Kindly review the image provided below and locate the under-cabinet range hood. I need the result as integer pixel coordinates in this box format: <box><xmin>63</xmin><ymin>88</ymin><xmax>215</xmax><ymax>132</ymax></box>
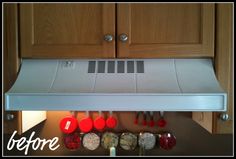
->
<box><xmin>5</xmin><ymin>59</ymin><xmax>227</xmax><ymax>111</ymax></box>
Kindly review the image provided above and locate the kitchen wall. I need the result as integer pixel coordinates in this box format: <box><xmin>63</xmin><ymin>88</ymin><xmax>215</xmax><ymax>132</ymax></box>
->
<box><xmin>3</xmin><ymin>111</ymin><xmax>233</xmax><ymax>156</ymax></box>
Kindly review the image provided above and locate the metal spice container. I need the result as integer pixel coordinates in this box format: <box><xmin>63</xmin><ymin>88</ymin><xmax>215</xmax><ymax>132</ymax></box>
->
<box><xmin>82</xmin><ymin>133</ymin><xmax>100</xmax><ymax>151</ymax></box>
<box><xmin>101</xmin><ymin>132</ymin><xmax>119</xmax><ymax>149</ymax></box>
<box><xmin>101</xmin><ymin>132</ymin><xmax>119</xmax><ymax>156</ymax></box>
<box><xmin>138</xmin><ymin>132</ymin><xmax>156</xmax><ymax>155</ymax></box>
<box><xmin>120</xmin><ymin>132</ymin><xmax>137</xmax><ymax>151</ymax></box>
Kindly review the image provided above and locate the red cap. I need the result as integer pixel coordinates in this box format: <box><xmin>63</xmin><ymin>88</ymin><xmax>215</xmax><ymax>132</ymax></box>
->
<box><xmin>106</xmin><ymin>116</ymin><xmax>117</xmax><ymax>129</ymax></box>
<box><xmin>59</xmin><ymin>116</ymin><xmax>78</xmax><ymax>134</ymax></box>
<box><xmin>63</xmin><ymin>133</ymin><xmax>81</xmax><ymax>150</ymax></box>
<box><xmin>157</xmin><ymin>118</ymin><xmax>167</xmax><ymax>127</ymax></box>
<box><xmin>94</xmin><ymin>116</ymin><xmax>106</xmax><ymax>131</ymax></box>
<box><xmin>159</xmin><ymin>133</ymin><xmax>176</xmax><ymax>150</ymax></box>
<box><xmin>78</xmin><ymin>117</ymin><xmax>93</xmax><ymax>133</ymax></box>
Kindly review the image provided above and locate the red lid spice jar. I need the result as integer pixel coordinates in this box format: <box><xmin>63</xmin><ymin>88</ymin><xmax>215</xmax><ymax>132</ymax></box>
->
<box><xmin>93</xmin><ymin>111</ymin><xmax>106</xmax><ymax>131</ymax></box>
<box><xmin>106</xmin><ymin>111</ymin><xmax>117</xmax><ymax>129</ymax></box>
<box><xmin>78</xmin><ymin>111</ymin><xmax>93</xmax><ymax>133</ymax></box>
<box><xmin>59</xmin><ymin>111</ymin><xmax>78</xmax><ymax>134</ymax></box>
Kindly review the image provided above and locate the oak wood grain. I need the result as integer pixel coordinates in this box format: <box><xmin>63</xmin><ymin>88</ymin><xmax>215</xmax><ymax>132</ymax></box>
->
<box><xmin>214</xmin><ymin>3</ymin><xmax>233</xmax><ymax>134</ymax></box>
<box><xmin>131</xmin><ymin>4</ymin><xmax>201</xmax><ymax>44</ymax></box>
<box><xmin>193</xmin><ymin>4</ymin><xmax>233</xmax><ymax>134</ymax></box>
<box><xmin>117</xmin><ymin>3</ymin><xmax>214</xmax><ymax>58</ymax></box>
<box><xmin>3</xmin><ymin>3</ymin><xmax>21</xmax><ymax>134</ymax></box>
<box><xmin>20</xmin><ymin>4</ymin><xmax>115</xmax><ymax>58</ymax></box>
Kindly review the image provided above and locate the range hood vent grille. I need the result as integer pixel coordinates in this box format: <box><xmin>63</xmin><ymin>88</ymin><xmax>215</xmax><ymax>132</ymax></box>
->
<box><xmin>88</xmin><ymin>60</ymin><xmax>145</xmax><ymax>74</ymax></box>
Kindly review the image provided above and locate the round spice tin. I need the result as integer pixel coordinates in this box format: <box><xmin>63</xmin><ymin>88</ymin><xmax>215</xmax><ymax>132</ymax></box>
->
<box><xmin>120</xmin><ymin>132</ymin><xmax>137</xmax><ymax>151</ymax></box>
<box><xmin>138</xmin><ymin>132</ymin><xmax>156</xmax><ymax>150</ymax></box>
<box><xmin>82</xmin><ymin>132</ymin><xmax>100</xmax><ymax>151</ymax></box>
<box><xmin>63</xmin><ymin>132</ymin><xmax>81</xmax><ymax>150</ymax></box>
<box><xmin>101</xmin><ymin>132</ymin><xmax>119</xmax><ymax>150</ymax></box>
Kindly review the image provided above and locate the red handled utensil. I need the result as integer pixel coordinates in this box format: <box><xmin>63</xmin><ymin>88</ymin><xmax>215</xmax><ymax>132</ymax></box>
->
<box><xmin>157</xmin><ymin>111</ymin><xmax>167</xmax><ymax>127</ymax></box>
<box><xmin>78</xmin><ymin>111</ymin><xmax>93</xmax><ymax>133</ymax></box>
<box><xmin>106</xmin><ymin>111</ymin><xmax>117</xmax><ymax>129</ymax></box>
<box><xmin>94</xmin><ymin>111</ymin><xmax>106</xmax><ymax>131</ymax></box>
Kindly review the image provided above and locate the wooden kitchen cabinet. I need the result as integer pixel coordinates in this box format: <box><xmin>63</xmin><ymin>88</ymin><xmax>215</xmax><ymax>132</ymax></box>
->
<box><xmin>4</xmin><ymin>4</ymin><xmax>46</xmax><ymax>135</ymax></box>
<box><xmin>214</xmin><ymin>4</ymin><xmax>233</xmax><ymax>134</ymax></box>
<box><xmin>117</xmin><ymin>4</ymin><xmax>215</xmax><ymax>58</ymax></box>
<box><xmin>20</xmin><ymin>4</ymin><xmax>115</xmax><ymax>58</ymax></box>
<box><xmin>20</xmin><ymin>3</ymin><xmax>214</xmax><ymax>58</ymax></box>
<box><xmin>192</xmin><ymin>4</ymin><xmax>233</xmax><ymax>134</ymax></box>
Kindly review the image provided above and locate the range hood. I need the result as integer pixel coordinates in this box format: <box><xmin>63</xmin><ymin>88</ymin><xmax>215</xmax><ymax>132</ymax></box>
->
<box><xmin>5</xmin><ymin>59</ymin><xmax>226</xmax><ymax>111</ymax></box>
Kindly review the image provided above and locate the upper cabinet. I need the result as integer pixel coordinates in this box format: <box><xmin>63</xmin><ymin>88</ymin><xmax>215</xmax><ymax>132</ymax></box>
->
<box><xmin>20</xmin><ymin>4</ymin><xmax>115</xmax><ymax>58</ymax></box>
<box><xmin>19</xmin><ymin>3</ymin><xmax>215</xmax><ymax>58</ymax></box>
<box><xmin>117</xmin><ymin>4</ymin><xmax>215</xmax><ymax>58</ymax></box>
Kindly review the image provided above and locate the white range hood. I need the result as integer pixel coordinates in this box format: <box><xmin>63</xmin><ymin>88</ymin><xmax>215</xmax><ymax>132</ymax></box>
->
<box><xmin>5</xmin><ymin>59</ymin><xmax>227</xmax><ymax>111</ymax></box>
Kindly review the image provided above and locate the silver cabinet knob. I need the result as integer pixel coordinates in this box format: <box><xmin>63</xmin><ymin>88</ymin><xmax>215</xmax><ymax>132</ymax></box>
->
<box><xmin>104</xmin><ymin>34</ymin><xmax>113</xmax><ymax>42</ymax></box>
<box><xmin>6</xmin><ymin>113</ymin><xmax>15</xmax><ymax>121</ymax></box>
<box><xmin>220</xmin><ymin>113</ymin><xmax>229</xmax><ymax>121</ymax></box>
<box><xmin>119</xmin><ymin>34</ymin><xmax>128</xmax><ymax>42</ymax></box>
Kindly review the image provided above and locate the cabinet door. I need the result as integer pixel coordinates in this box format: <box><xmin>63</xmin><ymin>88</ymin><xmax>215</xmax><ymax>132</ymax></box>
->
<box><xmin>193</xmin><ymin>4</ymin><xmax>233</xmax><ymax>134</ymax></box>
<box><xmin>4</xmin><ymin>3</ymin><xmax>20</xmax><ymax>134</ymax></box>
<box><xmin>20</xmin><ymin>4</ymin><xmax>115</xmax><ymax>58</ymax></box>
<box><xmin>4</xmin><ymin>4</ymin><xmax>46</xmax><ymax>135</ymax></box>
<box><xmin>214</xmin><ymin>3</ymin><xmax>233</xmax><ymax>134</ymax></box>
<box><xmin>117</xmin><ymin>4</ymin><xmax>214</xmax><ymax>58</ymax></box>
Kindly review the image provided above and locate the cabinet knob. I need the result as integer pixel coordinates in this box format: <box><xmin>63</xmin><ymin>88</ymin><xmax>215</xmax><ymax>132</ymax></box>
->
<box><xmin>119</xmin><ymin>34</ymin><xmax>128</xmax><ymax>42</ymax></box>
<box><xmin>104</xmin><ymin>34</ymin><xmax>113</xmax><ymax>42</ymax></box>
<box><xmin>220</xmin><ymin>113</ymin><xmax>229</xmax><ymax>121</ymax></box>
<box><xmin>6</xmin><ymin>113</ymin><xmax>15</xmax><ymax>121</ymax></box>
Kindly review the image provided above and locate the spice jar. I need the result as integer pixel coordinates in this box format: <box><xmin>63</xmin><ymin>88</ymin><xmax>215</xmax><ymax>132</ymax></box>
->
<box><xmin>101</xmin><ymin>132</ymin><xmax>119</xmax><ymax>156</ymax></box>
<box><xmin>82</xmin><ymin>132</ymin><xmax>100</xmax><ymax>151</ymax></box>
<box><xmin>63</xmin><ymin>132</ymin><xmax>81</xmax><ymax>150</ymax></box>
<box><xmin>138</xmin><ymin>132</ymin><xmax>156</xmax><ymax>155</ymax></box>
<box><xmin>120</xmin><ymin>132</ymin><xmax>137</xmax><ymax>151</ymax></box>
